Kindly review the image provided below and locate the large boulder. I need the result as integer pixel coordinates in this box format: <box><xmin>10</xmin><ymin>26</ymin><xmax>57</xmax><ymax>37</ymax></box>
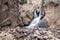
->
<box><xmin>19</xmin><ymin>4</ymin><xmax>34</xmax><ymax>26</ymax></box>
<box><xmin>44</xmin><ymin>1</ymin><xmax>60</xmax><ymax>29</ymax></box>
<box><xmin>0</xmin><ymin>0</ymin><xmax>23</xmax><ymax>27</ymax></box>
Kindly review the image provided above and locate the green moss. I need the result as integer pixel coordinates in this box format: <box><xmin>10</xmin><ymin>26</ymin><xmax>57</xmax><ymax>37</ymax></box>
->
<box><xmin>19</xmin><ymin>0</ymin><xmax>27</xmax><ymax>5</ymax></box>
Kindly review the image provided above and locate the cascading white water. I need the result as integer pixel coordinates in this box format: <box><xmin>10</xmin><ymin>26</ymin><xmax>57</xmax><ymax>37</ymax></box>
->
<box><xmin>24</xmin><ymin>9</ymin><xmax>43</xmax><ymax>29</ymax></box>
<box><xmin>23</xmin><ymin>0</ymin><xmax>47</xmax><ymax>29</ymax></box>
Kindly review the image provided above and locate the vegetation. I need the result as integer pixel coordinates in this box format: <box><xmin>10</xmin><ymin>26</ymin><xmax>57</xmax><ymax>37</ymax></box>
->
<box><xmin>19</xmin><ymin>0</ymin><xmax>27</xmax><ymax>5</ymax></box>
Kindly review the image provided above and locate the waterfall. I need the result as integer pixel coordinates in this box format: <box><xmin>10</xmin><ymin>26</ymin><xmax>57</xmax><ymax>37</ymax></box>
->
<box><xmin>23</xmin><ymin>0</ymin><xmax>47</xmax><ymax>29</ymax></box>
<box><xmin>24</xmin><ymin>9</ymin><xmax>44</xmax><ymax>29</ymax></box>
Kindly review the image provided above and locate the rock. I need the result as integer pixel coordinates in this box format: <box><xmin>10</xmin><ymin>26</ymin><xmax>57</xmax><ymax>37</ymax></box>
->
<box><xmin>44</xmin><ymin>0</ymin><xmax>60</xmax><ymax>6</ymax></box>
<box><xmin>0</xmin><ymin>0</ymin><xmax>20</xmax><ymax>27</ymax></box>
<box><xmin>0</xmin><ymin>27</ymin><xmax>60</xmax><ymax>40</ymax></box>
<box><xmin>0</xmin><ymin>32</ymin><xmax>14</xmax><ymax>40</ymax></box>
<box><xmin>44</xmin><ymin>1</ymin><xmax>60</xmax><ymax>29</ymax></box>
<box><xmin>19</xmin><ymin>4</ymin><xmax>34</xmax><ymax>26</ymax></box>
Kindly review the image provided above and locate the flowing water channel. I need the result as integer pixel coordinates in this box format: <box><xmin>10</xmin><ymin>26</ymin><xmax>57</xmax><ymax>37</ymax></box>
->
<box><xmin>24</xmin><ymin>9</ymin><xmax>45</xmax><ymax>29</ymax></box>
